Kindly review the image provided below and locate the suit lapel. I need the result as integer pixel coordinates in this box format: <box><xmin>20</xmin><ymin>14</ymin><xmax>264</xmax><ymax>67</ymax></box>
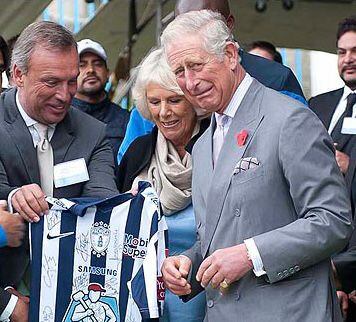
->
<box><xmin>318</xmin><ymin>88</ymin><xmax>343</xmax><ymax>129</ymax></box>
<box><xmin>196</xmin><ymin>118</ymin><xmax>214</xmax><ymax>206</ymax></box>
<box><xmin>202</xmin><ymin>80</ymin><xmax>265</xmax><ymax>257</ymax></box>
<box><xmin>3</xmin><ymin>89</ymin><xmax>39</xmax><ymax>183</ymax></box>
<box><xmin>51</xmin><ymin>111</ymin><xmax>75</xmax><ymax>164</ymax></box>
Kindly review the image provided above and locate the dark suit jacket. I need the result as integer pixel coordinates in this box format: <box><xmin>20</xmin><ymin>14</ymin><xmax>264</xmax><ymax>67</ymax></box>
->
<box><xmin>0</xmin><ymin>88</ymin><xmax>118</xmax><ymax>313</ymax></box>
<box><xmin>239</xmin><ymin>49</ymin><xmax>306</xmax><ymax>103</ymax></box>
<box><xmin>309</xmin><ymin>88</ymin><xmax>356</xmax><ymax>210</ymax></box>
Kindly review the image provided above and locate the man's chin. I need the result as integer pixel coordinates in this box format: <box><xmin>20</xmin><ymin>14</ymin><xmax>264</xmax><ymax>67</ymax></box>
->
<box><xmin>343</xmin><ymin>77</ymin><xmax>356</xmax><ymax>90</ymax></box>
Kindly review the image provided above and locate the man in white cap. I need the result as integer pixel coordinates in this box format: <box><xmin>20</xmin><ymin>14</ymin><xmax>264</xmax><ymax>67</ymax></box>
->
<box><xmin>72</xmin><ymin>39</ymin><xmax>129</xmax><ymax>158</ymax></box>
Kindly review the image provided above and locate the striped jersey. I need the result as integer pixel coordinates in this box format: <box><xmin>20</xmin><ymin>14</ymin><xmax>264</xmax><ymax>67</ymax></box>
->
<box><xmin>30</xmin><ymin>182</ymin><xmax>167</xmax><ymax>322</ymax></box>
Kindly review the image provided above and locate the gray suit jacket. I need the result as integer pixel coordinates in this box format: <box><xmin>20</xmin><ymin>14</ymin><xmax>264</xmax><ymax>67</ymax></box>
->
<box><xmin>185</xmin><ymin>80</ymin><xmax>352</xmax><ymax>322</ymax></box>
<box><xmin>0</xmin><ymin>88</ymin><xmax>118</xmax><ymax>313</ymax></box>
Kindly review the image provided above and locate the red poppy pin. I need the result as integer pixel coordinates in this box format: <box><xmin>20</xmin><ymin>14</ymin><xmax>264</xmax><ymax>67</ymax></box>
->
<box><xmin>237</xmin><ymin>130</ymin><xmax>248</xmax><ymax>147</ymax></box>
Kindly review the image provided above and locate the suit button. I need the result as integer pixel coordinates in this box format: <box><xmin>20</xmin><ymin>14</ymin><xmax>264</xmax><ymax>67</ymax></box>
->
<box><xmin>289</xmin><ymin>267</ymin><xmax>295</xmax><ymax>274</ymax></box>
<box><xmin>207</xmin><ymin>299</ymin><xmax>214</xmax><ymax>308</ymax></box>
<box><xmin>294</xmin><ymin>265</ymin><xmax>300</xmax><ymax>272</ymax></box>
<box><xmin>283</xmin><ymin>269</ymin><xmax>288</xmax><ymax>277</ymax></box>
<box><xmin>235</xmin><ymin>208</ymin><xmax>240</xmax><ymax>217</ymax></box>
<box><xmin>277</xmin><ymin>272</ymin><xmax>282</xmax><ymax>279</ymax></box>
<box><xmin>235</xmin><ymin>291</ymin><xmax>240</xmax><ymax>301</ymax></box>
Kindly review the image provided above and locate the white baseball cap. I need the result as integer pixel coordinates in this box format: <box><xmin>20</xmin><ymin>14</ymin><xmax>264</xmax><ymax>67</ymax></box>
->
<box><xmin>77</xmin><ymin>39</ymin><xmax>107</xmax><ymax>62</ymax></box>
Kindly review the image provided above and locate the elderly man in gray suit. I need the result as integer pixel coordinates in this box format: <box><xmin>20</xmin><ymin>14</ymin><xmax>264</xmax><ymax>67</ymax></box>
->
<box><xmin>0</xmin><ymin>21</ymin><xmax>118</xmax><ymax>321</ymax></box>
<box><xmin>160</xmin><ymin>10</ymin><xmax>353</xmax><ymax>322</ymax></box>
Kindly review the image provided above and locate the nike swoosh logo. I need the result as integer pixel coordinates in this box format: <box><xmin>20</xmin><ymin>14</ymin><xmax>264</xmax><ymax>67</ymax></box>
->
<box><xmin>47</xmin><ymin>232</ymin><xmax>74</xmax><ymax>240</ymax></box>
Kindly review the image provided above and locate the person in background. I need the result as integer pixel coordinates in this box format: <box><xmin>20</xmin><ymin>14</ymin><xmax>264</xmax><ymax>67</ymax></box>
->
<box><xmin>309</xmin><ymin>16</ymin><xmax>356</xmax><ymax>321</ymax></box>
<box><xmin>117</xmin><ymin>48</ymin><xmax>207</xmax><ymax>322</ymax></box>
<box><xmin>0</xmin><ymin>200</ymin><xmax>25</xmax><ymax>322</ymax></box>
<box><xmin>117</xmin><ymin>0</ymin><xmax>306</xmax><ymax>165</ymax></box>
<box><xmin>247</xmin><ymin>40</ymin><xmax>283</xmax><ymax>64</ymax></box>
<box><xmin>0</xmin><ymin>36</ymin><xmax>9</xmax><ymax>92</ymax></box>
<box><xmin>72</xmin><ymin>39</ymin><xmax>129</xmax><ymax>159</ymax></box>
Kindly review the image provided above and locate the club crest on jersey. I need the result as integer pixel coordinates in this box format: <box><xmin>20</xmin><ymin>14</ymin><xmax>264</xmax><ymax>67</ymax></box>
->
<box><xmin>90</xmin><ymin>222</ymin><xmax>110</xmax><ymax>257</ymax></box>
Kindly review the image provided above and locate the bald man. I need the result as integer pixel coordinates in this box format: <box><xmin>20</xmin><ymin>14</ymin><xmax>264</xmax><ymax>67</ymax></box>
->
<box><xmin>175</xmin><ymin>0</ymin><xmax>305</xmax><ymax>103</ymax></box>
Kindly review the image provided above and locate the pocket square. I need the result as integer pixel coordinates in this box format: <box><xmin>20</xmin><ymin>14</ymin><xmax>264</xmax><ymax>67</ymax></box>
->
<box><xmin>233</xmin><ymin>157</ymin><xmax>260</xmax><ymax>175</ymax></box>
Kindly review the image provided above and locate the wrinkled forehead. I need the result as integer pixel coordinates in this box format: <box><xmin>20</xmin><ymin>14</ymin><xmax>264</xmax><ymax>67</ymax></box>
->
<box><xmin>165</xmin><ymin>36</ymin><xmax>207</xmax><ymax>66</ymax></box>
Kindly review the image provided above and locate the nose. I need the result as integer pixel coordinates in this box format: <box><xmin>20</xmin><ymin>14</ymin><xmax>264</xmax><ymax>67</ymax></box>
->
<box><xmin>344</xmin><ymin>50</ymin><xmax>355</xmax><ymax>63</ymax></box>
<box><xmin>159</xmin><ymin>100</ymin><xmax>171</xmax><ymax>118</ymax></box>
<box><xmin>56</xmin><ymin>83</ymin><xmax>72</xmax><ymax>103</ymax></box>
<box><xmin>185</xmin><ymin>69</ymin><xmax>199</xmax><ymax>92</ymax></box>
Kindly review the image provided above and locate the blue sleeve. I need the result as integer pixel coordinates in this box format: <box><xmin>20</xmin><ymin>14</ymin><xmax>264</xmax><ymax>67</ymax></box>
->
<box><xmin>0</xmin><ymin>225</ymin><xmax>7</xmax><ymax>247</ymax></box>
<box><xmin>280</xmin><ymin>90</ymin><xmax>308</xmax><ymax>106</ymax></box>
<box><xmin>117</xmin><ymin>108</ymin><xmax>154</xmax><ymax>164</ymax></box>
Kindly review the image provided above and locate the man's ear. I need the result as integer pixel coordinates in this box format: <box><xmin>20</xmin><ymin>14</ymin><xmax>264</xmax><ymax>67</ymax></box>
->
<box><xmin>225</xmin><ymin>42</ymin><xmax>238</xmax><ymax>70</ymax></box>
<box><xmin>12</xmin><ymin>64</ymin><xmax>25</xmax><ymax>88</ymax></box>
<box><xmin>226</xmin><ymin>14</ymin><xmax>235</xmax><ymax>32</ymax></box>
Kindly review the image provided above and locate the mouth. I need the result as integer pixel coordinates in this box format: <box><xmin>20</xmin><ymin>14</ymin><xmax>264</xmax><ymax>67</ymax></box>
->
<box><xmin>84</xmin><ymin>76</ymin><xmax>99</xmax><ymax>83</ymax></box>
<box><xmin>161</xmin><ymin>120</ymin><xmax>180</xmax><ymax>128</ymax></box>
<box><xmin>195</xmin><ymin>86</ymin><xmax>213</xmax><ymax>100</ymax></box>
<box><xmin>342</xmin><ymin>65</ymin><xmax>356</xmax><ymax>73</ymax></box>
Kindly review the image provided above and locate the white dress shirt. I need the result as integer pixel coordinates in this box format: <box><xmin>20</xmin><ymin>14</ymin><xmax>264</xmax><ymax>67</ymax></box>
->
<box><xmin>328</xmin><ymin>86</ymin><xmax>356</xmax><ymax>134</ymax></box>
<box><xmin>211</xmin><ymin>73</ymin><xmax>266</xmax><ymax>277</ymax></box>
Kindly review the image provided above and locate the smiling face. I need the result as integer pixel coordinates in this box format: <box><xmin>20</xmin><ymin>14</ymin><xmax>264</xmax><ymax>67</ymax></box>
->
<box><xmin>337</xmin><ymin>31</ymin><xmax>356</xmax><ymax>90</ymax></box>
<box><xmin>166</xmin><ymin>35</ymin><xmax>240</xmax><ymax>114</ymax></box>
<box><xmin>146</xmin><ymin>83</ymin><xmax>197</xmax><ymax>147</ymax></box>
<box><xmin>13</xmin><ymin>45</ymin><xmax>79</xmax><ymax>124</ymax></box>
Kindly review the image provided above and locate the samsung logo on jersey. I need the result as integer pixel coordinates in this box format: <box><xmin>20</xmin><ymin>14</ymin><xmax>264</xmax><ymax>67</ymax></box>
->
<box><xmin>78</xmin><ymin>265</ymin><xmax>117</xmax><ymax>276</ymax></box>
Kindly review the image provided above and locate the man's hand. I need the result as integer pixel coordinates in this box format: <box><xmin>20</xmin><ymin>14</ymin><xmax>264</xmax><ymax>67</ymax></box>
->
<box><xmin>11</xmin><ymin>184</ymin><xmax>49</xmax><ymax>223</ymax></box>
<box><xmin>161</xmin><ymin>255</ymin><xmax>192</xmax><ymax>296</ymax></box>
<box><xmin>7</xmin><ymin>288</ymin><xmax>29</xmax><ymax>322</ymax></box>
<box><xmin>337</xmin><ymin>290</ymin><xmax>349</xmax><ymax>319</ymax></box>
<box><xmin>0</xmin><ymin>210</ymin><xmax>25</xmax><ymax>247</ymax></box>
<box><xmin>335</xmin><ymin>150</ymin><xmax>350</xmax><ymax>174</ymax></box>
<box><xmin>196</xmin><ymin>243</ymin><xmax>253</xmax><ymax>289</ymax></box>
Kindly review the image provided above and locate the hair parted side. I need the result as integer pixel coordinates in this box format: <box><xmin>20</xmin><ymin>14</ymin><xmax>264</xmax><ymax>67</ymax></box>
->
<box><xmin>11</xmin><ymin>21</ymin><xmax>77</xmax><ymax>74</ymax></box>
<box><xmin>132</xmin><ymin>48</ymin><xmax>184</xmax><ymax>121</ymax></box>
<box><xmin>161</xmin><ymin>9</ymin><xmax>234</xmax><ymax>60</ymax></box>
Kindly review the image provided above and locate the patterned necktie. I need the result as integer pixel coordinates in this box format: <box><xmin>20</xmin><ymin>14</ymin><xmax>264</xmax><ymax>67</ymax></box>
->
<box><xmin>331</xmin><ymin>93</ymin><xmax>356</xmax><ymax>141</ymax></box>
<box><xmin>35</xmin><ymin>123</ymin><xmax>54</xmax><ymax>197</ymax></box>
<box><xmin>213</xmin><ymin>114</ymin><xmax>229</xmax><ymax>167</ymax></box>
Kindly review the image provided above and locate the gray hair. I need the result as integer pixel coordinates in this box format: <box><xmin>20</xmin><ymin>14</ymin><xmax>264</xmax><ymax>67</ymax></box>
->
<box><xmin>161</xmin><ymin>9</ymin><xmax>234</xmax><ymax>60</ymax></box>
<box><xmin>11</xmin><ymin>21</ymin><xmax>77</xmax><ymax>74</ymax></box>
<box><xmin>132</xmin><ymin>48</ymin><xmax>184</xmax><ymax>121</ymax></box>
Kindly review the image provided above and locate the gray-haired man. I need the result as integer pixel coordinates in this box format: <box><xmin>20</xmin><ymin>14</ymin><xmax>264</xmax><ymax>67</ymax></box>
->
<box><xmin>0</xmin><ymin>21</ymin><xmax>118</xmax><ymax>321</ymax></box>
<box><xmin>161</xmin><ymin>10</ymin><xmax>352</xmax><ymax>322</ymax></box>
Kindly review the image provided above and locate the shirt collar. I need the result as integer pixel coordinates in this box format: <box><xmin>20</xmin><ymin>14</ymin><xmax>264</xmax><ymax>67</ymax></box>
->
<box><xmin>214</xmin><ymin>72</ymin><xmax>253</xmax><ymax>122</ymax></box>
<box><xmin>16</xmin><ymin>91</ymin><xmax>56</xmax><ymax>130</ymax></box>
<box><xmin>342</xmin><ymin>85</ymin><xmax>356</xmax><ymax>102</ymax></box>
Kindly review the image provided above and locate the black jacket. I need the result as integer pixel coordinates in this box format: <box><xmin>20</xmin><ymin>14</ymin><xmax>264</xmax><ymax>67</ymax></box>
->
<box><xmin>117</xmin><ymin>118</ymin><xmax>210</xmax><ymax>192</ymax></box>
<box><xmin>72</xmin><ymin>96</ymin><xmax>129</xmax><ymax>159</ymax></box>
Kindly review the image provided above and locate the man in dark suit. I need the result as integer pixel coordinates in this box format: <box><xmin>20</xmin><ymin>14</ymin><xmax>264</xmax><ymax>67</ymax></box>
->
<box><xmin>0</xmin><ymin>21</ymin><xmax>118</xmax><ymax>321</ymax></box>
<box><xmin>309</xmin><ymin>16</ymin><xmax>356</xmax><ymax>321</ymax></box>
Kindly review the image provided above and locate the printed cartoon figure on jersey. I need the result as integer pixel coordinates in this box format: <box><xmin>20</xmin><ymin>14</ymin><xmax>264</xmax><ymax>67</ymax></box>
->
<box><xmin>63</xmin><ymin>283</ymin><xmax>119</xmax><ymax>322</ymax></box>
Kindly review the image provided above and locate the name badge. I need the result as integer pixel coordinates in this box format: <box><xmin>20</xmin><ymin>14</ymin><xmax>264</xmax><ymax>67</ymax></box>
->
<box><xmin>53</xmin><ymin>158</ymin><xmax>89</xmax><ymax>188</ymax></box>
<box><xmin>341</xmin><ymin>117</ymin><xmax>356</xmax><ymax>134</ymax></box>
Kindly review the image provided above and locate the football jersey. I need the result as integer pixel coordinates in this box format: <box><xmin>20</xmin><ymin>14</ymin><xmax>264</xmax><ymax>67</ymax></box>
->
<box><xmin>29</xmin><ymin>182</ymin><xmax>167</xmax><ymax>322</ymax></box>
